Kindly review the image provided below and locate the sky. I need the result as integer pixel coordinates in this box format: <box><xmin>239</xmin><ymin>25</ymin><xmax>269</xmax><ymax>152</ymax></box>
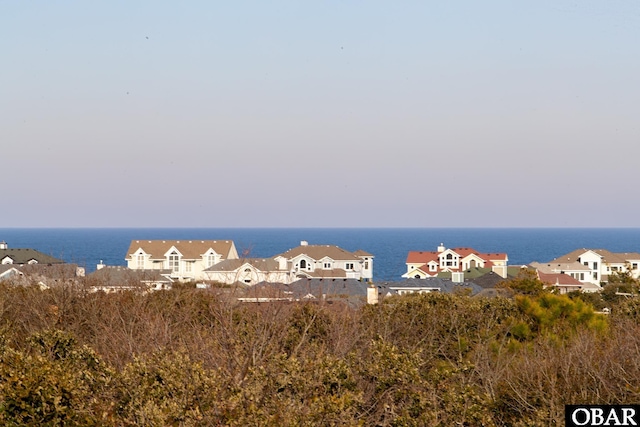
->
<box><xmin>2</xmin><ymin>1</ymin><xmax>639</xmax><ymax>228</ymax></box>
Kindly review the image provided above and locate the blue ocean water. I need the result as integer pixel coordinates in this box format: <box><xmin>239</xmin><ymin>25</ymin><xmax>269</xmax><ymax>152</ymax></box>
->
<box><xmin>0</xmin><ymin>228</ymin><xmax>639</xmax><ymax>281</ymax></box>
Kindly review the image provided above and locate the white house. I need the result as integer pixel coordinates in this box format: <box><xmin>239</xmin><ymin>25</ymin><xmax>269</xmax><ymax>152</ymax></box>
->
<box><xmin>202</xmin><ymin>258</ymin><xmax>293</xmax><ymax>285</ymax></box>
<box><xmin>403</xmin><ymin>243</ymin><xmax>508</xmax><ymax>279</ymax></box>
<box><xmin>544</xmin><ymin>248</ymin><xmax>640</xmax><ymax>285</ymax></box>
<box><xmin>125</xmin><ymin>240</ymin><xmax>239</xmax><ymax>281</ymax></box>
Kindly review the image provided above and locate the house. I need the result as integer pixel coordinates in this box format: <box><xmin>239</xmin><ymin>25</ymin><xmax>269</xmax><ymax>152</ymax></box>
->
<box><xmin>0</xmin><ymin>241</ymin><xmax>65</xmax><ymax>266</ymax></box>
<box><xmin>0</xmin><ymin>263</ymin><xmax>83</xmax><ymax>289</ymax></box>
<box><xmin>202</xmin><ymin>241</ymin><xmax>374</xmax><ymax>286</ymax></box>
<box><xmin>241</xmin><ymin>278</ymin><xmax>385</xmax><ymax>307</ymax></box>
<box><xmin>273</xmin><ymin>241</ymin><xmax>374</xmax><ymax>282</ymax></box>
<box><xmin>0</xmin><ymin>265</ymin><xmax>23</xmax><ymax>282</ymax></box>
<box><xmin>403</xmin><ymin>243</ymin><xmax>508</xmax><ymax>279</ymax></box>
<box><xmin>125</xmin><ymin>240</ymin><xmax>239</xmax><ymax>281</ymax></box>
<box><xmin>536</xmin><ymin>271</ymin><xmax>598</xmax><ymax>294</ymax></box>
<box><xmin>540</xmin><ymin>248</ymin><xmax>640</xmax><ymax>285</ymax></box>
<box><xmin>202</xmin><ymin>258</ymin><xmax>293</xmax><ymax>285</ymax></box>
<box><xmin>377</xmin><ymin>278</ymin><xmax>484</xmax><ymax>297</ymax></box>
<box><xmin>86</xmin><ymin>265</ymin><xmax>174</xmax><ymax>293</ymax></box>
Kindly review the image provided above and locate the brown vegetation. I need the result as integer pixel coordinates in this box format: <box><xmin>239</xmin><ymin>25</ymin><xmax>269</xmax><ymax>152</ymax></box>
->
<box><xmin>0</xmin><ymin>277</ymin><xmax>638</xmax><ymax>426</ymax></box>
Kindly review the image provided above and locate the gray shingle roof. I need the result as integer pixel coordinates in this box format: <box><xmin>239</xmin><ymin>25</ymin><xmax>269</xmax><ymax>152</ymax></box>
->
<box><xmin>86</xmin><ymin>266</ymin><xmax>172</xmax><ymax>287</ymax></box>
<box><xmin>204</xmin><ymin>258</ymin><xmax>280</xmax><ymax>272</ymax></box>
<box><xmin>0</xmin><ymin>249</ymin><xmax>64</xmax><ymax>265</ymax></box>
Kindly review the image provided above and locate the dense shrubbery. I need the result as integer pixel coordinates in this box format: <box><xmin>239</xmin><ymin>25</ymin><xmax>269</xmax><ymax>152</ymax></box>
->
<box><xmin>0</xmin><ymin>280</ymin><xmax>638</xmax><ymax>426</ymax></box>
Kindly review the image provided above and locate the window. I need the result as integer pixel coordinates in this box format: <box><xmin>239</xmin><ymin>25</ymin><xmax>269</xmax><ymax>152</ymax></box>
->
<box><xmin>634</xmin><ymin>263</ymin><xmax>638</xmax><ymax>270</ymax></box>
<box><xmin>185</xmin><ymin>262</ymin><xmax>192</xmax><ymax>273</ymax></box>
<box><xmin>300</xmin><ymin>259</ymin><xmax>307</xmax><ymax>269</ymax></box>
<box><xmin>345</xmin><ymin>263</ymin><xmax>354</xmax><ymax>270</ymax></box>
<box><xmin>137</xmin><ymin>254</ymin><xmax>144</xmax><ymax>269</ymax></box>
<box><xmin>593</xmin><ymin>262</ymin><xmax>598</xmax><ymax>270</ymax></box>
<box><xmin>169</xmin><ymin>251</ymin><xmax>180</xmax><ymax>273</ymax></box>
<box><xmin>207</xmin><ymin>254</ymin><xmax>216</xmax><ymax>268</ymax></box>
<box><xmin>611</xmin><ymin>266</ymin><xmax>618</xmax><ymax>272</ymax></box>
<box><xmin>364</xmin><ymin>261</ymin><xmax>369</xmax><ymax>269</ymax></box>
<box><xmin>324</xmin><ymin>262</ymin><xmax>332</xmax><ymax>269</ymax></box>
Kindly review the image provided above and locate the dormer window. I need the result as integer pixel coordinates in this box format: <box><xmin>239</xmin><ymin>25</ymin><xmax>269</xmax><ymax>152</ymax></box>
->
<box><xmin>169</xmin><ymin>251</ymin><xmax>180</xmax><ymax>273</ymax></box>
<box><xmin>324</xmin><ymin>262</ymin><xmax>332</xmax><ymax>269</ymax></box>
<box><xmin>137</xmin><ymin>253</ymin><xmax>145</xmax><ymax>269</ymax></box>
<box><xmin>207</xmin><ymin>253</ymin><xmax>217</xmax><ymax>268</ymax></box>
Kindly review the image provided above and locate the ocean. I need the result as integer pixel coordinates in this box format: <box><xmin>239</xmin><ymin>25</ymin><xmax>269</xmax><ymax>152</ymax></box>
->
<box><xmin>1</xmin><ymin>228</ymin><xmax>639</xmax><ymax>281</ymax></box>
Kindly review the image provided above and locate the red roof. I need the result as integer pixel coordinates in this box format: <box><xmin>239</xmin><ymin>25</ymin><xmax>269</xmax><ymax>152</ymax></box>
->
<box><xmin>407</xmin><ymin>248</ymin><xmax>507</xmax><ymax>263</ymax></box>
<box><xmin>538</xmin><ymin>272</ymin><xmax>583</xmax><ymax>286</ymax></box>
<box><xmin>406</xmin><ymin>251</ymin><xmax>439</xmax><ymax>264</ymax></box>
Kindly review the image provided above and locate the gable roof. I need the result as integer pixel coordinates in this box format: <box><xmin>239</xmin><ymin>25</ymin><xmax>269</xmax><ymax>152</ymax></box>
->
<box><xmin>276</xmin><ymin>244</ymin><xmax>365</xmax><ymax>262</ymax></box>
<box><xmin>537</xmin><ymin>272</ymin><xmax>583</xmax><ymax>287</ymax></box>
<box><xmin>87</xmin><ymin>266</ymin><xmax>173</xmax><ymax>287</ymax></box>
<box><xmin>205</xmin><ymin>258</ymin><xmax>280</xmax><ymax>272</ymax></box>
<box><xmin>18</xmin><ymin>263</ymin><xmax>81</xmax><ymax>280</ymax></box>
<box><xmin>551</xmin><ymin>248</ymin><xmax>640</xmax><ymax>265</ymax></box>
<box><xmin>126</xmin><ymin>240</ymin><xmax>238</xmax><ymax>260</ymax></box>
<box><xmin>406</xmin><ymin>248</ymin><xmax>507</xmax><ymax>264</ymax></box>
<box><xmin>406</xmin><ymin>251</ymin><xmax>439</xmax><ymax>264</ymax></box>
<box><xmin>530</xmin><ymin>261</ymin><xmax>591</xmax><ymax>273</ymax></box>
<box><xmin>0</xmin><ymin>248</ymin><xmax>64</xmax><ymax>265</ymax></box>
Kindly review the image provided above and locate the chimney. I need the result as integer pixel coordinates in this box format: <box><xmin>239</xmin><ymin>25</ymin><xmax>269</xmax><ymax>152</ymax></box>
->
<box><xmin>492</xmin><ymin>265</ymin><xmax>508</xmax><ymax>279</ymax></box>
<box><xmin>300</xmin><ymin>240</ymin><xmax>308</xmax><ymax>246</ymax></box>
<box><xmin>437</xmin><ymin>243</ymin><xmax>445</xmax><ymax>253</ymax></box>
<box><xmin>367</xmin><ymin>284</ymin><xmax>379</xmax><ymax>304</ymax></box>
<box><xmin>0</xmin><ymin>241</ymin><xmax>7</xmax><ymax>250</ymax></box>
<box><xmin>97</xmin><ymin>260</ymin><xmax>105</xmax><ymax>270</ymax></box>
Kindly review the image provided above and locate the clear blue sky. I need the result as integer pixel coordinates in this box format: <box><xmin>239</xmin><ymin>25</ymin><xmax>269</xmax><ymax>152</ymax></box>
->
<box><xmin>2</xmin><ymin>1</ymin><xmax>639</xmax><ymax>227</ymax></box>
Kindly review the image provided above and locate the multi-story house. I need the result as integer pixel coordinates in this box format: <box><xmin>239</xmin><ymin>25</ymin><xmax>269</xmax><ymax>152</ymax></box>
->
<box><xmin>125</xmin><ymin>240</ymin><xmax>239</xmax><ymax>281</ymax></box>
<box><xmin>204</xmin><ymin>241</ymin><xmax>374</xmax><ymax>286</ymax></box>
<box><xmin>274</xmin><ymin>241</ymin><xmax>374</xmax><ymax>282</ymax></box>
<box><xmin>544</xmin><ymin>248</ymin><xmax>640</xmax><ymax>285</ymax></box>
<box><xmin>202</xmin><ymin>258</ymin><xmax>293</xmax><ymax>285</ymax></box>
<box><xmin>403</xmin><ymin>243</ymin><xmax>508</xmax><ymax>279</ymax></box>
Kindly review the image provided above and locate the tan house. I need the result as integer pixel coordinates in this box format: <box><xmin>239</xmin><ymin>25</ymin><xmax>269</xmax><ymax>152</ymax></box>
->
<box><xmin>203</xmin><ymin>241</ymin><xmax>374</xmax><ymax>286</ymax></box>
<box><xmin>274</xmin><ymin>241</ymin><xmax>374</xmax><ymax>282</ymax></box>
<box><xmin>125</xmin><ymin>240</ymin><xmax>238</xmax><ymax>281</ymax></box>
